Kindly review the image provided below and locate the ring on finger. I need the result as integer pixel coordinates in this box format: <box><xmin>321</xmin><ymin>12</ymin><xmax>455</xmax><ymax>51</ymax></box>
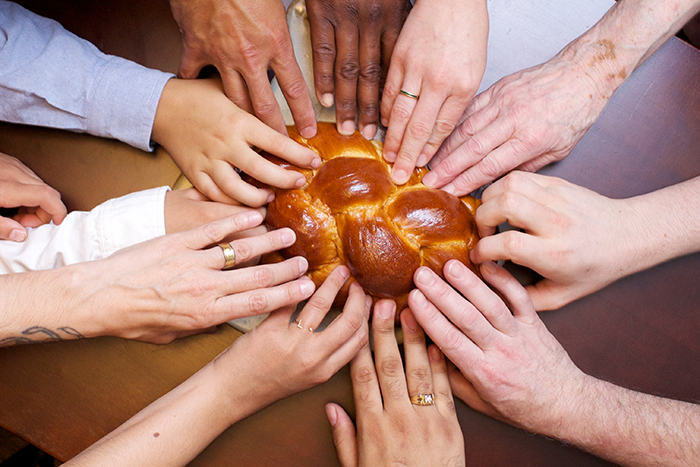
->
<box><xmin>218</xmin><ymin>242</ymin><xmax>236</xmax><ymax>270</ymax></box>
<box><xmin>410</xmin><ymin>393</ymin><xmax>435</xmax><ymax>406</ymax></box>
<box><xmin>399</xmin><ymin>89</ymin><xmax>419</xmax><ymax>100</ymax></box>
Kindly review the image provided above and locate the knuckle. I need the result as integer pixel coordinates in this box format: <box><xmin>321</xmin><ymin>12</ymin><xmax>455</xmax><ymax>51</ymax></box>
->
<box><xmin>407</xmin><ymin>366</ymin><xmax>431</xmax><ymax>384</ymax></box>
<box><xmin>313</xmin><ymin>42</ymin><xmax>336</xmax><ymax>65</ymax></box>
<box><xmin>392</xmin><ymin>103</ymin><xmax>413</xmax><ymax>122</ymax></box>
<box><xmin>254</xmin><ymin>99</ymin><xmax>279</xmax><ymax>120</ymax></box>
<box><xmin>252</xmin><ymin>267</ymin><xmax>274</xmax><ymax>288</ymax></box>
<box><xmin>499</xmin><ymin>191</ymin><xmax>523</xmax><ymax>215</ymax></box>
<box><xmin>406</xmin><ymin>121</ymin><xmax>432</xmax><ymax>141</ymax></box>
<box><xmin>359</xmin><ymin>61</ymin><xmax>382</xmax><ymax>84</ymax></box>
<box><xmin>238</xmin><ymin>42</ymin><xmax>263</xmax><ymax>69</ymax></box>
<box><xmin>247</xmin><ymin>291</ymin><xmax>269</xmax><ymax>313</ymax></box>
<box><xmin>477</xmin><ymin>156</ymin><xmax>504</xmax><ymax>179</ymax></box>
<box><xmin>353</xmin><ymin>365</ymin><xmax>376</xmax><ymax>384</ymax></box>
<box><xmin>284</xmin><ymin>78</ymin><xmax>309</xmax><ymax>101</ymax></box>
<box><xmin>502</xmin><ymin>230</ymin><xmax>525</xmax><ymax>258</ymax></box>
<box><xmin>232</xmin><ymin>239</ymin><xmax>253</xmax><ymax>262</ymax></box>
<box><xmin>433</xmin><ymin>119</ymin><xmax>456</xmax><ymax>139</ymax></box>
<box><xmin>338</xmin><ymin>58</ymin><xmax>360</xmax><ymax>82</ymax></box>
<box><xmin>359</xmin><ymin>101</ymin><xmax>379</xmax><ymax>122</ymax></box>
<box><xmin>366</xmin><ymin>2</ymin><xmax>384</xmax><ymax>23</ymax></box>
<box><xmin>379</xmin><ymin>356</ymin><xmax>404</xmax><ymax>378</ymax></box>
<box><xmin>203</xmin><ymin>222</ymin><xmax>224</xmax><ymax>242</ymax></box>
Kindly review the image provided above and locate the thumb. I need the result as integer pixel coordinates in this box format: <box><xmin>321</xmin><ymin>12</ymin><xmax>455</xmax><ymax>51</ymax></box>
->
<box><xmin>325</xmin><ymin>403</ymin><xmax>358</xmax><ymax>467</ymax></box>
<box><xmin>0</xmin><ymin>216</ymin><xmax>27</xmax><ymax>242</ymax></box>
<box><xmin>525</xmin><ymin>280</ymin><xmax>574</xmax><ymax>312</ymax></box>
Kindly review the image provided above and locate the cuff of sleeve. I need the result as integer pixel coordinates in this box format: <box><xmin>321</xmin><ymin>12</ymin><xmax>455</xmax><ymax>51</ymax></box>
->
<box><xmin>97</xmin><ymin>186</ymin><xmax>171</xmax><ymax>258</ymax></box>
<box><xmin>87</xmin><ymin>57</ymin><xmax>174</xmax><ymax>152</ymax></box>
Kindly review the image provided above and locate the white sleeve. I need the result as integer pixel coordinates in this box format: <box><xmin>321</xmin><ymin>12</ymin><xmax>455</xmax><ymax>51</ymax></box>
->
<box><xmin>0</xmin><ymin>186</ymin><xmax>170</xmax><ymax>274</ymax></box>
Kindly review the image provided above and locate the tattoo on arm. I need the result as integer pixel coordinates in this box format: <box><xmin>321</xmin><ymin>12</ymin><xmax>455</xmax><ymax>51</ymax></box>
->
<box><xmin>0</xmin><ymin>326</ymin><xmax>84</xmax><ymax>347</ymax></box>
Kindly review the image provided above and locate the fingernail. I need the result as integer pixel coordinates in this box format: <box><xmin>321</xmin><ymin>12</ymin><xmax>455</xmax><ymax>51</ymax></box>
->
<box><xmin>381</xmin><ymin>117</ymin><xmax>388</xmax><ymax>127</ymax></box>
<box><xmin>325</xmin><ymin>404</ymin><xmax>338</xmax><ymax>426</ymax></box>
<box><xmin>9</xmin><ymin>229</ymin><xmax>26</xmax><ymax>242</ymax></box>
<box><xmin>267</xmin><ymin>192</ymin><xmax>276</xmax><ymax>203</ymax></box>
<box><xmin>416</xmin><ymin>153</ymin><xmax>428</xmax><ymax>167</ymax></box>
<box><xmin>336</xmin><ymin>265</ymin><xmax>350</xmax><ymax>280</ymax></box>
<box><xmin>383</xmin><ymin>151</ymin><xmax>396</xmax><ymax>162</ymax></box>
<box><xmin>339</xmin><ymin>121</ymin><xmax>355</xmax><ymax>136</ymax></box>
<box><xmin>297</xmin><ymin>256</ymin><xmax>309</xmax><ymax>274</ymax></box>
<box><xmin>428</xmin><ymin>344</ymin><xmax>442</xmax><ymax>362</ymax></box>
<box><xmin>321</xmin><ymin>93</ymin><xmax>334</xmax><ymax>108</ymax></box>
<box><xmin>246</xmin><ymin>210</ymin><xmax>264</xmax><ymax>224</ymax></box>
<box><xmin>361</xmin><ymin>125</ymin><xmax>377</xmax><ymax>140</ymax></box>
<box><xmin>295</xmin><ymin>175</ymin><xmax>306</xmax><ymax>187</ymax></box>
<box><xmin>300</xmin><ymin>279</ymin><xmax>315</xmax><ymax>297</ymax></box>
<box><xmin>281</xmin><ymin>228</ymin><xmax>296</xmax><ymax>245</ymax></box>
<box><xmin>310</xmin><ymin>156</ymin><xmax>322</xmax><ymax>168</ymax></box>
<box><xmin>375</xmin><ymin>301</ymin><xmax>395</xmax><ymax>320</ymax></box>
<box><xmin>392</xmin><ymin>169</ymin><xmax>409</xmax><ymax>185</ymax></box>
<box><xmin>299</xmin><ymin>127</ymin><xmax>313</xmax><ymax>139</ymax></box>
<box><xmin>447</xmin><ymin>260</ymin><xmax>467</xmax><ymax>279</ymax></box>
<box><xmin>414</xmin><ymin>268</ymin><xmax>435</xmax><ymax>286</ymax></box>
<box><xmin>422</xmin><ymin>171</ymin><xmax>437</xmax><ymax>187</ymax></box>
<box><xmin>442</xmin><ymin>184</ymin><xmax>455</xmax><ymax>195</ymax></box>
<box><xmin>411</xmin><ymin>289</ymin><xmax>427</xmax><ymax>306</ymax></box>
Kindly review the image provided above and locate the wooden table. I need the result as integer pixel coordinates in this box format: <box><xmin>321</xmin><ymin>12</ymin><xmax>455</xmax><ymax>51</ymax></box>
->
<box><xmin>2</xmin><ymin>0</ymin><xmax>700</xmax><ymax>465</ymax></box>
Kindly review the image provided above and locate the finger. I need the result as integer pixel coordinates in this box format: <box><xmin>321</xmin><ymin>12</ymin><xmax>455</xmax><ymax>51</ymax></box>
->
<box><xmin>400</xmin><ymin>308</ymin><xmax>434</xmax><ymax>406</ymax></box>
<box><xmin>372</xmin><ymin>299</ymin><xmax>409</xmax><ymax>410</ymax></box>
<box><xmin>479</xmin><ymin>171</ymin><xmax>550</xmax><ymax>204</ymax></box>
<box><xmin>334</xmin><ymin>20</ymin><xmax>361</xmax><ymax>136</ymax></box>
<box><xmin>244</xmin><ymin>120</ymin><xmax>322</xmax><ymax>169</ymax></box>
<box><xmin>391</xmin><ymin>93</ymin><xmax>442</xmax><ymax>184</ymax></box>
<box><xmin>419</xmin><ymin>95</ymin><xmax>470</xmax><ymax>166</ymax></box>
<box><xmin>182</xmin><ymin>210</ymin><xmax>265</xmax><ymax>252</ymax></box>
<box><xmin>308</xmin><ymin>5</ymin><xmax>337</xmax><ymax>109</ymax></box>
<box><xmin>231</xmin><ymin>147</ymin><xmax>307</xmax><ymax>190</ymax></box>
<box><xmin>325</xmin><ymin>403</ymin><xmax>358</xmax><ymax>467</ymax></box>
<box><xmin>219</xmin><ymin>227</ymin><xmax>298</xmax><ymax>269</ymax></box>
<box><xmin>349</xmin><ymin>328</ymin><xmax>383</xmax><ymax>413</ymax></box>
<box><xmin>474</xmin><ymin>188</ymin><xmax>554</xmax><ymax>238</ymax></box>
<box><xmin>469</xmin><ymin>231</ymin><xmax>550</xmax><ymax>276</ymax></box>
<box><xmin>219</xmin><ymin>67</ymin><xmax>254</xmax><ymax>115</ymax></box>
<box><xmin>0</xmin><ymin>217</ymin><xmax>27</xmax><ymax>242</ymax></box>
<box><xmin>379</xmin><ymin>55</ymin><xmax>403</xmax><ymax>130</ymax></box>
<box><xmin>177</xmin><ymin>48</ymin><xmax>206</xmax><ymax>80</ymax></box>
<box><xmin>214</xmin><ymin>275</ymin><xmax>317</xmax><ymax>322</ymax></box>
<box><xmin>412</xmin><ymin>266</ymin><xmax>496</xmax><ymax>347</ymax></box>
<box><xmin>322</xmin><ymin>287</ymin><xmax>371</xmax><ymax>373</ymax></box>
<box><xmin>241</xmin><ymin>66</ymin><xmax>289</xmax><ymax>136</ymax></box>
<box><xmin>209</xmin><ymin>164</ymin><xmax>274</xmax><ymax>207</ymax></box>
<box><xmin>428</xmin><ymin>344</ymin><xmax>457</xmax><ymax>418</ymax></box>
<box><xmin>525</xmin><ymin>279</ymin><xmax>576</xmax><ymax>312</ymax></box>
<box><xmin>272</xmin><ymin>51</ymin><xmax>318</xmax><ymax>139</ymax></box>
<box><xmin>382</xmin><ymin>80</ymin><xmax>420</xmax><ymax>168</ymax></box>
<box><xmin>480</xmin><ymin>261</ymin><xmax>538</xmax><ymax>323</ymax></box>
<box><xmin>407</xmin><ymin>286</ymin><xmax>480</xmax><ymax>376</ymax></box>
<box><xmin>442</xmin><ymin>261</ymin><xmax>518</xmax><ymax>335</ymax></box>
<box><xmin>295</xmin><ymin>266</ymin><xmax>351</xmax><ymax>330</ymax></box>
<box><xmin>357</xmin><ymin>29</ymin><xmax>382</xmax><ymax>139</ymax></box>
<box><xmin>4</xmin><ymin>184</ymin><xmax>67</xmax><ymax>225</ymax></box>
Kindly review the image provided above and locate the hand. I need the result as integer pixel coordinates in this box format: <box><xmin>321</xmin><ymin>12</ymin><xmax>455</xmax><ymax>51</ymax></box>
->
<box><xmin>215</xmin><ymin>266</ymin><xmax>371</xmax><ymax>409</ymax></box>
<box><xmin>381</xmin><ymin>0</ymin><xmax>488</xmax><ymax>185</ymax></box>
<box><xmin>422</xmin><ymin>51</ymin><xmax>612</xmax><ymax>196</ymax></box>
<box><xmin>168</xmin><ymin>0</ymin><xmax>317</xmax><ymax>138</ymax></box>
<box><xmin>326</xmin><ymin>300</ymin><xmax>465</xmax><ymax>467</ymax></box>
<box><xmin>409</xmin><ymin>260</ymin><xmax>588</xmax><ymax>436</ymax></box>
<box><xmin>84</xmin><ymin>211</ymin><xmax>316</xmax><ymax>343</ymax></box>
<box><xmin>152</xmin><ymin>79</ymin><xmax>322</xmax><ymax>207</ymax></box>
<box><xmin>470</xmin><ymin>171</ymin><xmax>635</xmax><ymax>310</ymax></box>
<box><xmin>0</xmin><ymin>152</ymin><xmax>67</xmax><ymax>242</ymax></box>
<box><xmin>306</xmin><ymin>0</ymin><xmax>412</xmax><ymax>139</ymax></box>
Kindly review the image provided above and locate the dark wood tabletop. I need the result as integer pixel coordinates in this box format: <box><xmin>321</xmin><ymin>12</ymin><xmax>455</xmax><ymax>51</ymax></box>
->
<box><xmin>1</xmin><ymin>0</ymin><xmax>700</xmax><ymax>465</ymax></box>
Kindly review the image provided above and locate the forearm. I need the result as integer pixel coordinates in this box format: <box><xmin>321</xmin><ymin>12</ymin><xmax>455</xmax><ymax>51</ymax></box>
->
<box><xmin>64</xmin><ymin>359</ymin><xmax>262</xmax><ymax>467</ymax></box>
<box><xmin>543</xmin><ymin>376</ymin><xmax>700</xmax><ymax>466</ymax></box>
<box><xmin>559</xmin><ymin>0</ymin><xmax>700</xmax><ymax>99</ymax></box>
<box><xmin>616</xmin><ymin>176</ymin><xmax>700</xmax><ymax>276</ymax></box>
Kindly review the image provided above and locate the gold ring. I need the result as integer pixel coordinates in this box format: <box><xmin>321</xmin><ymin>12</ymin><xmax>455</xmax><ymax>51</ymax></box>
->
<box><xmin>399</xmin><ymin>89</ymin><xmax>419</xmax><ymax>100</ymax></box>
<box><xmin>294</xmin><ymin>319</ymin><xmax>303</xmax><ymax>329</ymax></box>
<box><xmin>218</xmin><ymin>242</ymin><xmax>236</xmax><ymax>270</ymax></box>
<box><xmin>308</xmin><ymin>327</ymin><xmax>315</xmax><ymax>333</ymax></box>
<box><xmin>410</xmin><ymin>393</ymin><xmax>435</xmax><ymax>406</ymax></box>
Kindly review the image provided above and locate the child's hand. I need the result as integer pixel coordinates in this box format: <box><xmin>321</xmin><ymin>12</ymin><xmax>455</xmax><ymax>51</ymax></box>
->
<box><xmin>152</xmin><ymin>79</ymin><xmax>321</xmax><ymax>207</ymax></box>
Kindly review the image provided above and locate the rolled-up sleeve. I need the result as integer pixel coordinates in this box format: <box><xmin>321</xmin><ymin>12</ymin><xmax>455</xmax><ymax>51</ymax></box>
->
<box><xmin>0</xmin><ymin>1</ymin><xmax>173</xmax><ymax>151</ymax></box>
<box><xmin>0</xmin><ymin>186</ymin><xmax>170</xmax><ymax>274</ymax></box>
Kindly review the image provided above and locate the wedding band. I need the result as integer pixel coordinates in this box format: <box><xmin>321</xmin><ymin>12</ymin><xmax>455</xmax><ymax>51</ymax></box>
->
<box><xmin>399</xmin><ymin>89</ymin><xmax>419</xmax><ymax>100</ymax></box>
<box><xmin>410</xmin><ymin>393</ymin><xmax>435</xmax><ymax>406</ymax></box>
<box><xmin>308</xmin><ymin>327</ymin><xmax>315</xmax><ymax>333</ymax></box>
<box><xmin>218</xmin><ymin>242</ymin><xmax>236</xmax><ymax>270</ymax></box>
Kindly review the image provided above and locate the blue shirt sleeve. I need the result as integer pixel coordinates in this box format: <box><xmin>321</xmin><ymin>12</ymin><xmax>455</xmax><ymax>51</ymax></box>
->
<box><xmin>0</xmin><ymin>1</ymin><xmax>174</xmax><ymax>152</ymax></box>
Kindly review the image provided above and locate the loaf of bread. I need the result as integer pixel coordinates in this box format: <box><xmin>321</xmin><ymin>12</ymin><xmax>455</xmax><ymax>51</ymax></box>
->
<box><xmin>258</xmin><ymin>122</ymin><xmax>480</xmax><ymax>310</ymax></box>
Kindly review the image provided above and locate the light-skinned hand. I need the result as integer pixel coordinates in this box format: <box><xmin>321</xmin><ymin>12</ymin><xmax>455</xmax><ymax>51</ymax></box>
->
<box><xmin>327</xmin><ymin>300</ymin><xmax>465</xmax><ymax>467</ymax></box>
<box><xmin>168</xmin><ymin>0</ymin><xmax>317</xmax><ymax>138</ymax></box>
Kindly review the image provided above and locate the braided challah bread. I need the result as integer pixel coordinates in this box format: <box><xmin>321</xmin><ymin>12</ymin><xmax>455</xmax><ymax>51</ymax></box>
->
<box><xmin>258</xmin><ymin>122</ymin><xmax>480</xmax><ymax>310</ymax></box>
